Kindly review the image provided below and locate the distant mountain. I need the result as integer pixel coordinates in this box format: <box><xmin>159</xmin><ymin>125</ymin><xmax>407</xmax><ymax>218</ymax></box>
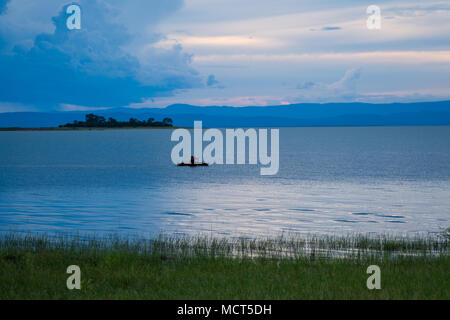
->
<box><xmin>1</xmin><ymin>101</ymin><xmax>450</xmax><ymax>128</ymax></box>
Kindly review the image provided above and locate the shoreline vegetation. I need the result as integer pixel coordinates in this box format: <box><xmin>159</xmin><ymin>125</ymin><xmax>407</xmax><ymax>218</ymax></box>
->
<box><xmin>0</xmin><ymin>126</ymin><xmax>178</xmax><ymax>131</ymax></box>
<box><xmin>0</xmin><ymin>113</ymin><xmax>176</xmax><ymax>131</ymax></box>
<box><xmin>1</xmin><ymin>232</ymin><xmax>448</xmax><ymax>299</ymax></box>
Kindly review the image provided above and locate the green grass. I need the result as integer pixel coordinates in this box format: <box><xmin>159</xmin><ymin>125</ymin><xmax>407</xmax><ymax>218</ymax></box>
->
<box><xmin>0</xmin><ymin>233</ymin><xmax>448</xmax><ymax>299</ymax></box>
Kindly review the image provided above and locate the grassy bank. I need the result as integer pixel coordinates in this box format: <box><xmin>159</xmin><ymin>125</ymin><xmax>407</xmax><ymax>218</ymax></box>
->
<box><xmin>1</xmin><ymin>233</ymin><xmax>448</xmax><ymax>300</ymax></box>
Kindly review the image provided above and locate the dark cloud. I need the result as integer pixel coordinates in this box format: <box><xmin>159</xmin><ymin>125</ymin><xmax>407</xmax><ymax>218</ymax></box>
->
<box><xmin>207</xmin><ymin>74</ymin><xmax>219</xmax><ymax>87</ymax></box>
<box><xmin>0</xmin><ymin>0</ymin><xmax>8</xmax><ymax>49</ymax></box>
<box><xmin>296</xmin><ymin>81</ymin><xmax>315</xmax><ymax>90</ymax></box>
<box><xmin>321</xmin><ymin>26</ymin><xmax>341</xmax><ymax>31</ymax></box>
<box><xmin>0</xmin><ymin>1</ymin><xmax>201</xmax><ymax>110</ymax></box>
<box><xmin>206</xmin><ymin>74</ymin><xmax>224</xmax><ymax>89</ymax></box>
<box><xmin>0</xmin><ymin>0</ymin><xmax>9</xmax><ymax>14</ymax></box>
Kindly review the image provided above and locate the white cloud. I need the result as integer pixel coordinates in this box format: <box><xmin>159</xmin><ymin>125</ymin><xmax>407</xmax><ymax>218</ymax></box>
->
<box><xmin>293</xmin><ymin>68</ymin><xmax>362</xmax><ymax>103</ymax></box>
<box><xmin>0</xmin><ymin>0</ymin><xmax>202</xmax><ymax>109</ymax></box>
<box><xmin>162</xmin><ymin>35</ymin><xmax>281</xmax><ymax>48</ymax></box>
<box><xmin>59</xmin><ymin>104</ymin><xmax>111</xmax><ymax>112</ymax></box>
<box><xmin>127</xmin><ymin>94</ymin><xmax>290</xmax><ymax>108</ymax></box>
<box><xmin>0</xmin><ymin>102</ymin><xmax>37</xmax><ymax>113</ymax></box>
<box><xmin>193</xmin><ymin>51</ymin><xmax>450</xmax><ymax>64</ymax></box>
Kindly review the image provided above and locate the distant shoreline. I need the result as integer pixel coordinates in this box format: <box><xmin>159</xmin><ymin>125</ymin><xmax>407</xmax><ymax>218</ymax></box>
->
<box><xmin>1</xmin><ymin>125</ymin><xmax>450</xmax><ymax>131</ymax></box>
<box><xmin>0</xmin><ymin>126</ymin><xmax>184</xmax><ymax>131</ymax></box>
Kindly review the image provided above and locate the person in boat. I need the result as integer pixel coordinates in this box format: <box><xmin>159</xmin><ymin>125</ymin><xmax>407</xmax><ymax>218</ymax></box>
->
<box><xmin>190</xmin><ymin>155</ymin><xmax>195</xmax><ymax>165</ymax></box>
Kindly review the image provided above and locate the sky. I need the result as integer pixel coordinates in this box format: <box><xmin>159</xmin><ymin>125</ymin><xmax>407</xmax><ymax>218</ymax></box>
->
<box><xmin>0</xmin><ymin>0</ymin><xmax>449</xmax><ymax>112</ymax></box>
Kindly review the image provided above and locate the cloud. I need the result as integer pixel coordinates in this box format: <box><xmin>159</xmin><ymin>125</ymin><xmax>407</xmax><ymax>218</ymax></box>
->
<box><xmin>294</xmin><ymin>68</ymin><xmax>362</xmax><ymax>102</ymax></box>
<box><xmin>193</xmin><ymin>51</ymin><xmax>450</xmax><ymax>64</ymax></box>
<box><xmin>387</xmin><ymin>2</ymin><xmax>450</xmax><ymax>17</ymax></box>
<box><xmin>329</xmin><ymin>68</ymin><xmax>361</xmax><ymax>93</ymax></box>
<box><xmin>206</xmin><ymin>74</ymin><xmax>219</xmax><ymax>86</ymax></box>
<box><xmin>0</xmin><ymin>0</ymin><xmax>9</xmax><ymax>49</ymax></box>
<box><xmin>59</xmin><ymin>104</ymin><xmax>110</xmax><ymax>112</ymax></box>
<box><xmin>206</xmin><ymin>74</ymin><xmax>224</xmax><ymax>88</ymax></box>
<box><xmin>0</xmin><ymin>0</ymin><xmax>201</xmax><ymax>110</ymax></box>
<box><xmin>296</xmin><ymin>81</ymin><xmax>315</xmax><ymax>90</ymax></box>
<box><xmin>0</xmin><ymin>101</ymin><xmax>37</xmax><ymax>113</ymax></box>
<box><xmin>354</xmin><ymin>89</ymin><xmax>450</xmax><ymax>104</ymax></box>
<box><xmin>167</xmin><ymin>35</ymin><xmax>280</xmax><ymax>48</ymax></box>
<box><xmin>0</xmin><ymin>0</ymin><xmax>9</xmax><ymax>14</ymax></box>
<box><xmin>321</xmin><ymin>26</ymin><xmax>341</xmax><ymax>31</ymax></box>
<box><xmin>128</xmin><ymin>95</ymin><xmax>290</xmax><ymax>108</ymax></box>
<box><xmin>291</xmin><ymin>68</ymin><xmax>450</xmax><ymax>104</ymax></box>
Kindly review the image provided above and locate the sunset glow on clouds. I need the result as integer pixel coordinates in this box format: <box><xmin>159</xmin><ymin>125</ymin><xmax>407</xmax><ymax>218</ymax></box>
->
<box><xmin>0</xmin><ymin>0</ymin><xmax>449</xmax><ymax>111</ymax></box>
<box><xmin>153</xmin><ymin>0</ymin><xmax>450</xmax><ymax>106</ymax></box>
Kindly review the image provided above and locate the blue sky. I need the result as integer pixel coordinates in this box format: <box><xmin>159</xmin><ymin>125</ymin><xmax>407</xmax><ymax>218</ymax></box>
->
<box><xmin>0</xmin><ymin>0</ymin><xmax>449</xmax><ymax>112</ymax></box>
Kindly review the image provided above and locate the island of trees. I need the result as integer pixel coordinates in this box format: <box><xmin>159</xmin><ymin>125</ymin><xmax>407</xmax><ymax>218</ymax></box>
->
<box><xmin>60</xmin><ymin>113</ymin><xmax>174</xmax><ymax>128</ymax></box>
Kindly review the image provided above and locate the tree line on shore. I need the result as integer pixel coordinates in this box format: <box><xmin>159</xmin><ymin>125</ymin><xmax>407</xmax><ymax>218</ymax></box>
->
<box><xmin>60</xmin><ymin>113</ymin><xmax>173</xmax><ymax>128</ymax></box>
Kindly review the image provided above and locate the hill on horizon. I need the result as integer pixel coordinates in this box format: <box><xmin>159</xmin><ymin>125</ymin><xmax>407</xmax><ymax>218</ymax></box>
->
<box><xmin>1</xmin><ymin>100</ymin><xmax>450</xmax><ymax>128</ymax></box>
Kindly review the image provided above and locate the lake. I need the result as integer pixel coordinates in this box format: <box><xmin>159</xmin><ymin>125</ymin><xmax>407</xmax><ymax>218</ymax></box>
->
<box><xmin>1</xmin><ymin>126</ymin><xmax>449</xmax><ymax>238</ymax></box>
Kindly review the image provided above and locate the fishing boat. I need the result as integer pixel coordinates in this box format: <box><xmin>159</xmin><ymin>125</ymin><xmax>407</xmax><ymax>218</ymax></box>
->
<box><xmin>177</xmin><ymin>162</ymin><xmax>208</xmax><ymax>167</ymax></box>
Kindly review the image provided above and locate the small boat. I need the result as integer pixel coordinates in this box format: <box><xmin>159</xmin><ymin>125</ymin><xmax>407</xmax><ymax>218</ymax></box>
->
<box><xmin>177</xmin><ymin>162</ymin><xmax>209</xmax><ymax>167</ymax></box>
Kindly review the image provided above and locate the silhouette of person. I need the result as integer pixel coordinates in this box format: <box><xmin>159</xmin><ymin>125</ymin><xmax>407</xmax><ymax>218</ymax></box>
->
<box><xmin>190</xmin><ymin>155</ymin><xmax>195</xmax><ymax>165</ymax></box>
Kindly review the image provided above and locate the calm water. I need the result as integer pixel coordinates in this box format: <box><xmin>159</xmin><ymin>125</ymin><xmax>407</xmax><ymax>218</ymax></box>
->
<box><xmin>1</xmin><ymin>127</ymin><xmax>449</xmax><ymax>238</ymax></box>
